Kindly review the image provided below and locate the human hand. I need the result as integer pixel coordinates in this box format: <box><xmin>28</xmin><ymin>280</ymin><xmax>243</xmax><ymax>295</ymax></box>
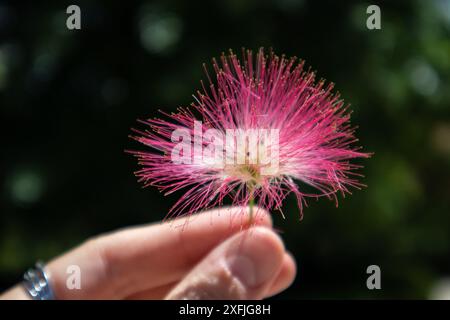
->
<box><xmin>1</xmin><ymin>207</ymin><xmax>296</xmax><ymax>300</ymax></box>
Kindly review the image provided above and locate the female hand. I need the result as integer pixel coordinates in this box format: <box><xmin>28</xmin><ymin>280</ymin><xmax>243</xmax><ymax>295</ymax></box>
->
<box><xmin>1</xmin><ymin>206</ymin><xmax>296</xmax><ymax>300</ymax></box>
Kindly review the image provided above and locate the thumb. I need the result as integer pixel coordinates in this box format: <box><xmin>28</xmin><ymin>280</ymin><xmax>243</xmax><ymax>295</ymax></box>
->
<box><xmin>165</xmin><ymin>226</ymin><xmax>285</xmax><ymax>300</ymax></box>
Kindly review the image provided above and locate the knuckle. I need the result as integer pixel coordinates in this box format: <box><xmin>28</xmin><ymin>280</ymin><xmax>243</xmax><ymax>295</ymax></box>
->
<box><xmin>81</xmin><ymin>235</ymin><xmax>122</xmax><ymax>298</ymax></box>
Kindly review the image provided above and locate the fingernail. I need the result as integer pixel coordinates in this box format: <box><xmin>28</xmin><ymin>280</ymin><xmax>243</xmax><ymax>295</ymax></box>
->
<box><xmin>225</xmin><ymin>228</ymin><xmax>283</xmax><ymax>288</ymax></box>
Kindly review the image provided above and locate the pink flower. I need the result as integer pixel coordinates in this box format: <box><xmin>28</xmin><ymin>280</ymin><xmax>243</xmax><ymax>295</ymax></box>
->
<box><xmin>129</xmin><ymin>48</ymin><xmax>370</xmax><ymax>220</ymax></box>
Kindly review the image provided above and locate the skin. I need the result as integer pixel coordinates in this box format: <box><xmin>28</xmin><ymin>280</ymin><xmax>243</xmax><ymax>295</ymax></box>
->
<box><xmin>0</xmin><ymin>206</ymin><xmax>296</xmax><ymax>300</ymax></box>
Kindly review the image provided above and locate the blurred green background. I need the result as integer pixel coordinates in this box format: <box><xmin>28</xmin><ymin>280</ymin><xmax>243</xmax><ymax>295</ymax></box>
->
<box><xmin>1</xmin><ymin>0</ymin><xmax>449</xmax><ymax>299</ymax></box>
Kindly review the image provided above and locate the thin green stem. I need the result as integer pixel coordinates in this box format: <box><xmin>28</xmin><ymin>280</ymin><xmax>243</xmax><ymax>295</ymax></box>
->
<box><xmin>248</xmin><ymin>189</ymin><xmax>255</xmax><ymax>225</ymax></box>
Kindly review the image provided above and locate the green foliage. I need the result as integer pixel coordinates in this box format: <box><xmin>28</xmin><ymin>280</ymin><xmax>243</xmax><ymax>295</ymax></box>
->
<box><xmin>0</xmin><ymin>0</ymin><xmax>449</xmax><ymax>298</ymax></box>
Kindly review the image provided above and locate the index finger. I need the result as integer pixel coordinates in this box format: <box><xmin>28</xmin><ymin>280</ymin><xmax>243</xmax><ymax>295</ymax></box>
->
<box><xmin>47</xmin><ymin>206</ymin><xmax>272</xmax><ymax>299</ymax></box>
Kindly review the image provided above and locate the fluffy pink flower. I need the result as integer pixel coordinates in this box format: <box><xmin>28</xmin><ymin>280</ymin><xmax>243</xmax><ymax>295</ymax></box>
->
<box><xmin>129</xmin><ymin>49</ymin><xmax>370</xmax><ymax>220</ymax></box>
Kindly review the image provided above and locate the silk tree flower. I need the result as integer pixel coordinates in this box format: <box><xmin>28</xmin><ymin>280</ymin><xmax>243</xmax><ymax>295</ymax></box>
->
<box><xmin>129</xmin><ymin>48</ymin><xmax>370</xmax><ymax>221</ymax></box>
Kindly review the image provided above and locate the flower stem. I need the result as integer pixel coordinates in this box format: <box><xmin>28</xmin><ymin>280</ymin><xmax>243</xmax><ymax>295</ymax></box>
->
<box><xmin>248</xmin><ymin>189</ymin><xmax>255</xmax><ymax>225</ymax></box>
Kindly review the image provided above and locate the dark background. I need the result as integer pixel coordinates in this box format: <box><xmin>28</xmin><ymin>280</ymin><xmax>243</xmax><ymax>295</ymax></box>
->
<box><xmin>1</xmin><ymin>0</ymin><xmax>449</xmax><ymax>299</ymax></box>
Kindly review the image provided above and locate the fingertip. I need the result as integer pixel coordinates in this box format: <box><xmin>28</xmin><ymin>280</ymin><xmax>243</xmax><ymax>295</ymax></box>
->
<box><xmin>264</xmin><ymin>252</ymin><xmax>297</xmax><ymax>298</ymax></box>
<box><xmin>165</xmin><ymin>226</ymin><xmax>286</xmax><ymax>300</ymax></box>
<box><xmin>225</xmin><ymin>226</ymin><xmax>285</xmax><ymax>291</ymax></box>
<box><xmin>248</xmin><ymin>206</ymin><xmax>273</xmax><ymax>227</ymax></box>
<box><xmin>240</xmin><ymin>226</ymin><xmax>284</xmax><ymax>254</ymax></box>
<box><xmin>285</xmin><ymin>252</ymin><xmax>297</xmax><ymax>280</ymax></box>
<box><xmin>211</xmin><ymin>206</ymin><xmax>272</xmax><ymax>228</ymax></box>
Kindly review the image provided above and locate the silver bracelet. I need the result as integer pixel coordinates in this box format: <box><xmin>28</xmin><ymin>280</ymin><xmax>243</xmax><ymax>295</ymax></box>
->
<box><xmin>22</xmin><ymin>261</ymin><xmax>55</xmax><ymax>300</ymax></box>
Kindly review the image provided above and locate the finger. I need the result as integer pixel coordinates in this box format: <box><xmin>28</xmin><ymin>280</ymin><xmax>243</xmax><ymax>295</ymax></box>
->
<box><xmin>125</xmin><ymin>252</ymin><xmax>296</xmax><ymax>300</ymax></box>
<box><xmin>0</xmin><ymin>285</ymin><xmax>32</xmax><ymax>300</ymax></box>
<box><xmin>264</xmin><ymin>252</ymin><xmax>296</xmax><ymax>298</ymax></box>
<box><xmin>46</xmin><ymin>206</ymin><xmax>271</xmax><ymax>299</ymax></box>
<box><xmin>125</xmin><ymin>282</ymin><xmax>175</xmax><ymax>300</ymax></box>
<box><xmin>165</xmin><ymin>226</ymin><xmax>285</xmax><ymax>300</ymax></box>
